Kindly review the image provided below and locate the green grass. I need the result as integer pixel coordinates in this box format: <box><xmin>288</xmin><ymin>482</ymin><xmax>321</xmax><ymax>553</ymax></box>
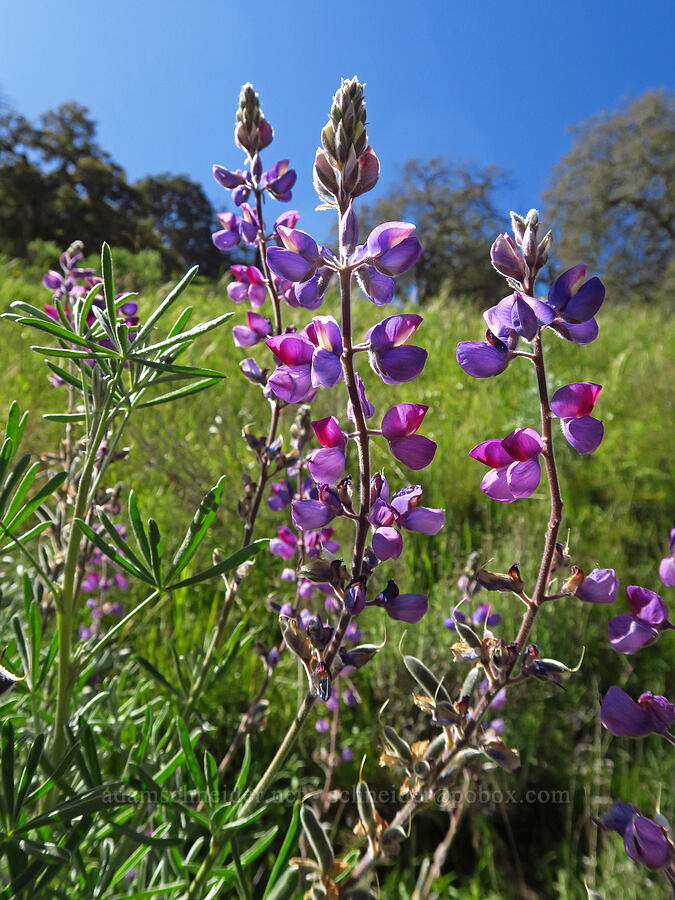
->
<box><xmin>1</xmin><ymin>254</ymin><xmax>673</xmax><ymax>899</ymax></box>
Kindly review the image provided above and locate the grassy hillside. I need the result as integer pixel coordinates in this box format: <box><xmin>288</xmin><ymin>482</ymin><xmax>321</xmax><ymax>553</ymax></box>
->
<box><xmin>1</xmin><ymin>252</ymin><xmax>673</xmax><ymax>898</ymax></box>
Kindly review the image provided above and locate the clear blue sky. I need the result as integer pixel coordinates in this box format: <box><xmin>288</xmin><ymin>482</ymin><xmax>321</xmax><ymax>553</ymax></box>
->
<box><xmin>2</xmin><ymin>0</ymin><xmax>673</xmax><ymax>242</ymax></box>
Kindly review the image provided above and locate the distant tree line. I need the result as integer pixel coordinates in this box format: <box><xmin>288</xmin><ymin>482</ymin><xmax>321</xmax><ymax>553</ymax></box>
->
<box><xmin>0</xmin><ymin>100</ymin><xmax>226</xmax><ymax>277</ymax></box>
<box><xmin>1</xmin><ymin>91</ymin><xmax>672</xmax><ymax>300</ymax></box>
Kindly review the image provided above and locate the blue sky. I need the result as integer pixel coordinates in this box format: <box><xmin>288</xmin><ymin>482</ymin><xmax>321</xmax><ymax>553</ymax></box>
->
<box><xmin>2</xmin><ymin>0</ymin><xmax>673</xmax><ymax>242</ymax></box>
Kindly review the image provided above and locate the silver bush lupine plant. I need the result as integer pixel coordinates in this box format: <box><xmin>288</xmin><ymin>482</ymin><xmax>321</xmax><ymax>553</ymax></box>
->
<box><xmin>0</xmin><ymin>76</ymin><xmax>671</xmax><ymax>899</ymax></box>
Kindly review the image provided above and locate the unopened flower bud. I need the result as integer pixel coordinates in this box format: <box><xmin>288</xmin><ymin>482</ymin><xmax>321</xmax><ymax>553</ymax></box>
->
<box><xmin>234</xmin><ymin>83</ymin><xmax>274</xmax><ymax>157</ymax></box>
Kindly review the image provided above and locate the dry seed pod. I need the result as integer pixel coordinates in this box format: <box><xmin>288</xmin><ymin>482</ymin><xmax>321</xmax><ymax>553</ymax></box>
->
<box><xmin>403</xmin><ymin>655</ymin><xmax>450</xmax><ymax>703</ymax></box>
<box><xmin>382</xmin><ymin>725</ymin><xmax>412</xmax><ymax>766</ymax></box>
<box><xmin>423</xmin><ymin>732</ymin><xmax>447</xmax><ymax>760</ymax></box>
<box><xmin>454</xmin><ymin>619</ymin><xmax>482</xmax><ymax>649</ymax></box>
<box><xmin>356</xmin><ymin>780</ymin><xmax>378</xmax><ymax>836</ymax></box>
<box><xmin>300</xmin><ymin>804</ymin><xmax>334</xmax><ymax>877</ymax></box>
<box><xmin>459</xmin><ymin>666</ymin><xmax>483</xmax><ymax>702</ymax></box>
<box><xmin>476</xmin><ymin>563</ymin><xmax>524</xmax><ymax>593</ymax></box>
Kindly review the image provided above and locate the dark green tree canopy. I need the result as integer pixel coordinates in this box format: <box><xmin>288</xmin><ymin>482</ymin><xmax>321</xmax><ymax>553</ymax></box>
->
<box><xmin>0</xmin><ymin>101</ymin><xmax>225</xmax><ymax>277</ymax></box>
<box><xmin>544</xmin><ymin>90</ymin><xmax>675</xmax><ymax>304</ymax></box>
<box><xmin>356</xmin><ymin>158</ymin><xmax>509</xmax><ymax>304</ymax></box>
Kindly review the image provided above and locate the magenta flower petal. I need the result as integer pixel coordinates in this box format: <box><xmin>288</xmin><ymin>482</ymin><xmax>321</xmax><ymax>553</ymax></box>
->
<box><xmin>388</xmin><ymin>435</ymin><xmax>437</xmax><ymax>469</ymax></box>
<box><xmin>506</xmin><ymin>458</ymin><xmax>541</xmax><ymax>498</ymax></box>
<box><xmin>374</xmin><ymin>345</ymin><xmax>427</xmax><ymax>384</ymax></box>
<box><xmin>313</xmin><ymin>416</ymin><xmax>346</xmax><ymax>448</ymax></box>
<box><xmin>481</xmin><ymin>466</ymin><xmax>517</xmax><ymax>503</ymax></box>
<box><xmin>266</xmin><ymin>247</ymin><xmax>315</xmax><ymax>282</ymax></box>
<box><xmin>608</xmin><ymin>614</ymin><xmax>659</xmax><ymax>654</ymax></box>
<box><xmin>576</xmin><ymin>568</ymin><xmax>619</xmax><ymax>604</ymax></box>
<box><xmin>601</xmin><ymin>686</ymin><xmax>652</xmax><ymax>737</ymax></box>
<box><xmin>502</xmin><ymin>427</ymin><xmax>542</xmax><ymax>461</ymax></box>
<box><xmin>266</xmin><ymin>333</ymin><xmax>314</xmax><ymax>366</ymax></box>
<box><xmin>401</xmin><ymin>506</ymin><xmax>445</xmax><ymax>535</ymax></box>
<box><xmin>469</xmin><ymin>439</ymin><xmax>514</xmax><ymax>468</ymax></box>
<box><xmin>307</xmin><ymin>446</ymin><xmax>346</xmax><ymax>484</ymax></box>
<box><xmin>624</xmin><ymin>815</ymin><xmax>671</xmax><ymax>869</ymax></box>
<box><xmin>551</xmin><ymin>382</ymin><xmax>602</xmax><ymax>418</ymax></box>
<box><xmin>267</xmin><ymin>365</ymin><xmax>315</xmax><ymax>403</ymax></box>
<box><xmin>561</xmin><ymin>416</ymin><xmax>604</xmax><ymax>454</ymax></box>
<box><xmin>381</xmin><ymin>403</ymin><xmax>428</xmax><ymax>439</ymax></box>
<box><xmin>385</xmin><ymin>592</ymin><xmax>428</xmax><ymax>624</ymax></box>
<box><xmin>456</xmin><ymin>341</ymin><xmax>511</xmax><ymax>378</ymax></box>
<box><xmin>626</xmin><ymin>586</ymin><xmax>669</xmax><ymax>627</ymax></box>
<box><xmin>291</xmin><ymin>499</ymin><xmax>336</xmax><ymax>530</ymax></box>
<box><xmin>372</xmin><ymin>526</ymin><xmax>403</xmax><ymax>561</ymax></box>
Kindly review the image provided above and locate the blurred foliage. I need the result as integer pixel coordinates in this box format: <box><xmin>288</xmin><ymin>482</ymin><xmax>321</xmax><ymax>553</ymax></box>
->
<box><xmin>544</xmin><ymin>90</ymin><xmax>675</xmax><ymax>303</ymax></box>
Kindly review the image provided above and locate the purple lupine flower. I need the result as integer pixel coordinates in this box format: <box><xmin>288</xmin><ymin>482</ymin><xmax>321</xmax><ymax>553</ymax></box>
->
<box><xmin>566</xmin><ymin>567</ymin><xmax>619</xmax><ymax>604</ymax></box>
<box><xmin>470</xmin><ymin>427</ymin><xmax>543</xmax><ymax>502</ymax></box>
<box><xmin>294</xmin><ymin>267</ymin><xmax>335</xmax><ymax>310</ymax></box>
<box><xmin>306</xmin><ymin>316</ymin><xmax>343</xmax><ymax>388</ymax></box>
<box><xmin>490</xmin><ymin>233</ymin><xmax>527</xmax><ymax>282</ymax></box>
<box><xmin>259</xmin><ymin>159</ymin><xmax>297</xmax><ymax>201</ymax></box>
<box><xmin>356</xmin><ymin>265</ymin><xmax>395</xmax><ymax>305</ymax></box>
<box><xmin>546</xmin><ymin>264</ymin><xmax>605</xmax><ymax>324</ymax></box>
<box><xmin>551</xmin><ymin>382</ymin><xmax>604</xmax><ymax>454</ymax></box>
<box><xmin>212</xmin><ymin>212</ymin><xmax>241</xmax><ymax>251</ymax></box>
<box><xmin>659</xmin><ymin>528</ymin><xmax>675</xmax><ymax>587</ymax></box>
<box><xmin>305</xmin><ymin>527</ymin><xmax>340</xmax><ymax>558</ymax></box>
<box><xmin>291</xmin><ymin>484</ymin><xmax>342</xmax><ymax>530</ymax></box>
<box><xmin>227</xmin><ymin>265</ymin><xmax>267</xmax><ymax>306</ymax></box>
<box><xmin>601</xmin><ymin>686</ymin><xmax>675</xmax><ymax>737</ymax></box>
<box><xmin>363</xmin><ymin>222</ymin><xmax>422</xmax><ymax>276</ymax></box>
<box><xmin>371</xmin><ymin>579</ymin><xmax>428</xmax><ymax>624</ymax></box>
<box><xmin>389</xmin><ymin>485</ymin><xmax>445</xmax><ymax>536</ymax></box>
<box><xmin>315</xmin><ymin>717</ymin><xmax>330</xmax><ymax>733</ymax></box>
<box><xmin>369</xmin><ymin>499</ymin><xmax>403</xmax><ymax>561</ymax></box>
<box><xmin>347</xmin><ymin>373</ymin><xmax>375</xmax><ymax>421</ymax></box>
<box><xmin>269</xmin><ymin>526</ymin><xmax>298</xmax><ymax>560</ymax></box>
<box><xmin>266</xmin><ymin>226</ymin><xmax>323</xmax><ymax>283</ymax></box>
<box><xmin>367</xmin><ymin>314</ymin><xmax>427</xmax><ymax>384</ymax></box>
<box><xmin>307</xmin><ymin>416</ymin><xmax>347</xmax><ymax>484</ymax></box>
<box><xmin>240</xmin><ymin>357</ymin><xmax>267</xmax><ymax>385</ymax></box>
<box><xmin>213</xmin><ymin>164</ymin><xmax>248</xmax><ymax>191</ymax></box>
<box><xmin>446</xmin><ymin>602</ymin><xmax>501</xmax><ymax>631</ymax></box>
<box><xmin>345</xmin><ymin>579</ymin><xmax>366</xmax><ymax>615</ymax></box>
<box><xmin>595</xmin><ymin>803</ymin><xmax>672</xmax><ymax>870</ymax></box>
<box><xmin>268</xmin><ymin>480</ymin><xmax>294</xmax><ymax>511</ymax></box>
<box><xmin>381</xmin><ymin>403</ymin><xmax>437</xmax><ymax>470</ymax></box>
<box><xmin>232</xmin><ymin>311</ymin><xmax>272</xmax><ymax>348</ymax></box>
<box><xmin>608</xmin><ymin>585</ymin><xmax>673</xmax><ymax>653</ymax></box>
<box><xmin>487</xmin><ymin>291</ymin><xmax>555</xmax><ymax>336</ymax></box>
<box><xmin>266</xmin><ymin>330</ymin><xmax>317</xmax><ymax>403</ymax></box>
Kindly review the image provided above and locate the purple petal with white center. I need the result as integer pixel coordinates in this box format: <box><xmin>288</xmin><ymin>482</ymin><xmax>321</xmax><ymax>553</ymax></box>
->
<box><xmin>626</xmin><ymin>586</ymin><xmax>669</xmax><ymax>627</ymax></box>
<box><xmin>456</xmin><ymin>341</ymin><xmax>511</xmax><ymax>378</ymax></box>
<box><xmin>389</xmin><ymin>435</ymin><xmax>437</xmax><ymax>469</ymax></box>
<box><xmin>608</xmin><ymin>614</ymin><xmax>659</xmax><ymax>654</ymax></box>
<box><xmin>551</xmin><ymin>382</ymin><xmax>602</xmax><ymax>418</ymax></box>
<box><xmin>389</xmin><ymin>485</ymin><xmax>423</xmax><ymax>516</ymax></box>
<box><xmin>266</xmin><ymin>247</ymin><xmax>315</xmax><ymax>282</ymax></box>
<box><xmin>502</xmin><ymin>427</ymin><xmax>542</xmax><ymax>461</ymax></box>
<box><xmin>312</xmin><ymin>315</ymin><xmax>342</xmax><ymax>354</ymax></box>
<box><xmin>347</xmin><ymin>373</ymin><xmax>375</xmax><ymax>421</ymax></box>
<box><xmin>576</xmin><ymin>568</ymin><xmax>618</xmax><ymax>604</ymax></box>
<box><xmin>266</xmin><ymin>333</ymin><xmax>314</xmax><ymax>366</ymax></box>
<box><xmin>469</xmin><ymin>439</ymin><xmax>514</xmax><ymax>468</ymax></box>
<box><xmin>291</xmin><ymin>499</ymin><xmax>336</xmax><ymax>530</ymax></box>
<box><xmin>369</xmin><ymin>314</ymin><xmax>423</xmax><ymax>351</ymax></box>
<box><xmin>381</xmin><ymin>403</ymin><xmax>428</xmax><ymax>439</ymax></box>
<box><xmin>563</xmin><ymin>276</ymin><xmax>605</xmax><ymax>323</ymax></box>
<box><xmin>276</xmin><ymin>226</ymin><xmax>319</xmax><ymax>261</ymax></box>
<box><xmin>384</xmin><ymin>592</ymin><xmax>428</xmax><ymax>624</ymax></box>
<box><xmin>401</xmin><ymin>506</ymin><xmax>445</xmax><ymax>535</ymax></box>
<box><xmin>507</xmin><ymin>458</ymin><xmax>541</xmax><ymax>498</ymax></box>
<box><xmin>267</xmin><ymin>365</ymin><xmax>315</xmax><ymax>403</ymax></box>
<box><xmin>639</xmin><ymin>692</ymin><xmax>675</xmax><ymax>733</ymax></box>
<box><xmin>481</xmin><ymin>466</ymin><xmax>517</xmax><ymax>503</ymax></box>
<box><xmin>366</xmin><ymin>221</ymin><xmax>416</xmax><ymax>255</ymax></box>
<box><xmin>374</xmin><ymin>345</ymin><xmax>428</xmax><ymax>384</ymax></box>
<box><xmin>311</xmin><ymin>348</ymin><xmax>343</xmax><ymax>388</ymax></box>
<box><xmin>307</xmin><ymin>447</ymin><xmax>346</xmax><ymax>484</ymax></box>
<box><xmin>372</xmin><ymin>526</ymin><xmax>403</xmax><ymax>561</ymax></box>
<box><xmin>549</xmin><ymin>317</ymin><xmax>599</xmax><ymax>344</ymax></box>
<box><xmin>548</xmin><ymin>264</ymin><xmax>587</xmax><ymax>311</ymax></box>
<box><xmin>624</xmin><ymin>815</ymin><xmax>670</xmax><ymax>869</ymax></box>
<box><xmin>561</xmin><ymin>416</ymin><xmax>604</xmax><ymax>454</ymax></box>
<box><xmin>373</xmin><ymin>237</ymin><xmax>422</xmax><ymax>276</ymax></box>
<box><xmin>512</xmin><ymin>294</ymin><xmax>539</xmax><ymax>340</ymax></box>
<box><xmin>601</xmin><ymin>686</ymin><xmax>652</xmax><ymax>736</ymax></box>
<box><xmin>313</xmin><ymin>416</ymin><xmax>346</xmax><ymax>448</ymax></box>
